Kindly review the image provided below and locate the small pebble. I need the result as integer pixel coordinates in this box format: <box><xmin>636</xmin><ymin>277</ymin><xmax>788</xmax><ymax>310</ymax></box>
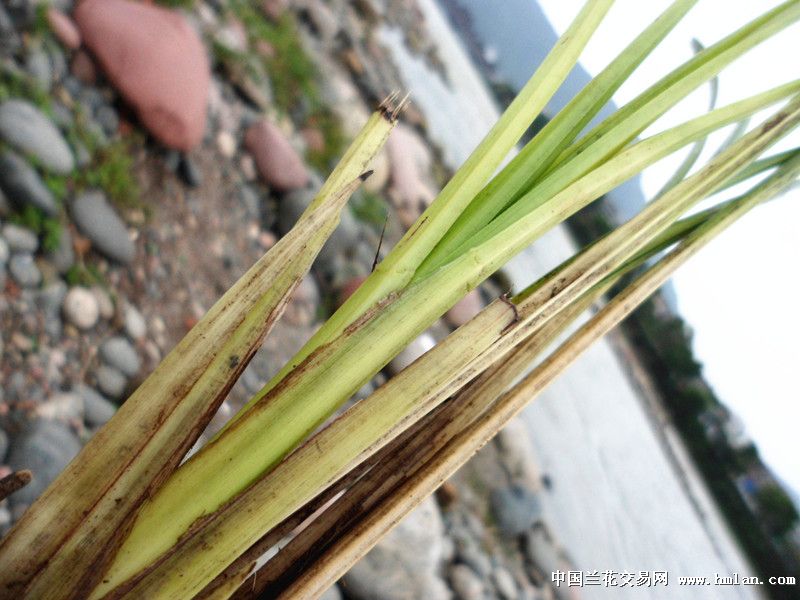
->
<box><xmin>9</xmin><ymin>254</ymin><xmax>41</xmax><ymax>288</ymax></box>
<box><xmin>123</xmin><ymin>303</ymin><xmax>146</xmax><ymax>340</ymax></box>
<box><xmin>63</xmin><ymin>286</ymin><xmax>100</xmax><ymax>330</ymax></box>
<box><xmin>100</xmin><ymin>336</ymin><xmax>141</xmax><ymax>377</ymax></box>
<box><xmin>95</xmin><ymin>364</ymin><xmax>127</xmax><ymax>399</ymax></box>
<box><xmin>2</xmin><ymin>223</ymin><xmax>39</xmax><ymax>253</ymax></box>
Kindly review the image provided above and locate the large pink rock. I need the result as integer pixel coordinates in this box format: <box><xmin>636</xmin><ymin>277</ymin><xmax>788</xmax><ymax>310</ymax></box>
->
<box><xmin>74</xmin><ymin>0</ymin><xmax>210</xmax><ymax>151</ymax></box>
<box><xmin>244</xmin><ymin>120</ymin><xmax>309</xmax><ymax>192</ymax></box>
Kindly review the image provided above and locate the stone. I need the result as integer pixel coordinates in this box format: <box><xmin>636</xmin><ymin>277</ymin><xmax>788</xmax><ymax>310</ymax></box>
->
<box><xmin>178</xmin><ymin>154</ymin><xmax>202</xmax><ymax>187</ymax></box>
<box><xmin>36</xmin><ymin>392</ymin><xmax>84</xmax><ymax>422</ymax></box>
<box><xmin>123</xmin><ymin>303</ymin><xmax>146</xmax><ymax>340</ymax></box>
<box><xmin>301</xmin><ymin>0</ymin><xmax>339</xmax><ymax>44</ymax></box>
<box><xmin>524</xmin><ymin>524</ymin><xmax>562</xmax><ymax>580</ymax></box>
<box><xmin>63</xmin><ymin>286</ymin><xmax>100</xmax><ymax>330</ymax></box>
<box><xmin>490</xmin><ymin>483</ymin><xmax>542</xmax><ymax>538</ymax></box>
<box><xmin>95</xmin><ymin>105</ymin><xmax>120</xmax><ymax>136</ymax></box>
<box><xmin>445</xmin><ymin>289</ymin><xmax>484</xmax><ymax>328</ymax></box>
<box><xmin>0</xmin><ymin>428</ymin><xmax>8</xmax><ymax>461</ymax></box>
<box><xmin>301</xmin><ymin>127</ymin><xmax>325</xmax><ymax>154</ymax></box>
<box><xmin>6</xmin><ymin>420</ymin><xmax>81</xmax><ymax>506</ymax></box>
<box><xmin>284</xmin><ymin>274</ymin><xmax>320</xmax><ymax>327</ymax></box>
<box><xmin>363</xmin><ymin>149</ymin><xmax>390</xmax><ymax>193</ymax></box>
<box><xmin>343</xmin><ymin>497</ymin><xmax>450</xmax><ymax>600</ymax></box>
<box><xmin>244</xmin><ymin>119</ymin><xmax>308</xmax><ymax>192</ymax></box>
<box><xmin>75</xmin><ymin>384</ymin><xmax>117</xmax><ymax>426</ymax></box>
<box><xmin>320</xmin><ymin>585</ymin><xmax>343</xmax><ymax>600</ymax></box>
<box><xmin>388</xmin><ymin>332</ymin><xmax>436</xmax><ymax>374</ymax></box>
<box><xmin>0</xmin><ymin>235</ymin><xmax>8</xmax><ymax>264</ymax></box>
<box><xmin>47</xmin><ymin>7</ymin><xmax>81</xmax><ymax>50</ymax></box>
<box><xmin>386</xmin><ymin>124</ymin><xmax>437</xmax><ymax>223</ymax></box>
<box><xmin>337</xmin><ymin>275</ymin><xmax>366</xmax><ymax>307</ymax></box>
<box><xmin>493</xmin><ymin>567</ymin><xmax>519</xmax><ymax>600</ymax></box>
<box><xmin>9</xmin><ymin>254</ymin><xmax>41</xmax><ymax>287</ymax></box>
<box><xmin>0</xmin><ymin>100</ymin><xmax>74</xmax><ymax>174</ymax></box>
<box><xmin>26</xmin><ymin>49</ymin><xmax>52</xmax><ymax>91</ymax></box>
<box><xmin>279</xmin><ymin>186</ymin><xmax>361</xmax><ymax>271</ymax></box>
<box><xmin>449</xmin><ymin>564</ymin><xmax>484</xmax><ymax>600</ymax></box>
<box><xmin>70</xmin><ymin>191</ymin><xmax>135</xmax><ymax>263</ymax></box>
<box><xmin>75</xmin><ymin>0</ymin><xmax>210</xmax><ymax>150</ymax></box>
<box><xmin>2</xmin><ymin>223</ymin><xmax>38</xmax><ymax>253</ymax></box>
<box><xmin>70</xmin><ymin>50</ymin><xmax>97</xmax><ymax>84</ymax></box>
<box><xmin>91</xmin><ymin>285</ymin><xmax>114</xmax><ymax>319</ymax></box>
<box><xmin>0</xmin><ymin>150</ymin><xmax>58</xmax><ymax>216</ymax></box>
<box><xmin>496</xmin><ymin>418</ymin><xmax>542</xmax><ymax>491</ymax></box>
<box><xmin>95</xmin><ymin>364</ymin><xmax>127</xmax><ymax>399</ymax></box>
<box><xmin>100</xmin><ymin>336</ymin><xmax>141</xmax><ymax>377</ymax></box>
<box><xmin>216</xmin><ymin>131</ymin><xmax>236</xmax><ymax>157</ymax></box>
<box><xmin>261</xmin><ymin>0</ymin><xmax>287</xmax><ymax>21</ymax></box>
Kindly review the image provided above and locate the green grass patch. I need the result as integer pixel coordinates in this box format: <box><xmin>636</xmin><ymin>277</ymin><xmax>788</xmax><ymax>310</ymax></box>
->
<box><xmin>8</xmin><ymin>204</ymin><xmax>62</xmax><ymax>253</ymax></box>
<box><xmin>74</xmin><ymin>139</ymin><xmax>141</xmax><ymax>209</ymax></box>
<box><xmin>65</xmin><ymin>263</ymin><xmax>106</xmax><ymax>287</ymax></box>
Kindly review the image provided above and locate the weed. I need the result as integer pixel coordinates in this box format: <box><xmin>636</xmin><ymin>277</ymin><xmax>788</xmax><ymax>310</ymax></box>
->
<box><xmin>8</xmin><ymin>205</ymin><xmax>62</xmax><ymax>252</ymax></box>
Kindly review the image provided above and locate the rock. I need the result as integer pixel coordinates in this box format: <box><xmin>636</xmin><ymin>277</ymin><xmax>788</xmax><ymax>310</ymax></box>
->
<box><xmin>70</xmin><ymin>50</ymin><xmax>97</xmax><ymax>84</ymax></box>
<box><xmin>37</xmin><ymin>280</ymin><xmax>68</xmax><ymax>314</ymax></box>
<box><xmin>2</xmin><ymin>223</ymin><xmax>38</xmax><ymax>253</ymax></box>
<box><xmin>343</xmin><ymin>496</ymin><xmax>450</xmax><ymax>600</ymax></box>
<box><xmin>261</xmin><ymin>0</ymin><xmax>287</xmax><ymax>21</ymax></box>
<box><xmin>100</xmin><ymin>336</ymin><xmax>140</xmax><ymax>377</ymax></box>
<box><xmin>0</xmin><ymin>236</ymin><xmax>7</xmax><ymax>264</ymax></box>
<box><xmin>26</xmin><ymin>49</ymin><xmax>52</xmax><ymax>91</ymax></box>
<box><xmin>445</xmin><ymin>289</ymin><xmax>484</xmax><ymax>328</ymax></box>
<box><xmin>70</xmin><ymin>191</ymin><xmax>135</xmax><ymax>263</ymax></box>
<box><xmin>301</xmin><ymin>0</ymin><xmax>339</xmax><ymax>44</ymax></box>
<box><xmin>363</xmin><ymin>148</ymin><xmax>390</xmax><ymax>193</ymax></box>
<box><xmin>6</xmin><ymin>420</ymin><xmax>81</xmax><ymax>506</ymax></box>
<box><xmin>524</xmin><ymin>524</ymin><xmax>562</xmax><ymax>580</ymax></box>
<box><xmin>284</xmin><ymin>274</ymin><xmax>320</xmax><ymax>327</ymax></box>
<box><xmin>95</xmin><ymin>364</ymin><xmax>127</xmax><ymax>399</ymax></box>
<box><xmin>386</xmin><ymin>124</ymin><xmax>437</xmax><ymax>224</ymax></box>
<box><xmin>337</xmin><ymin>275</ymin><xmax>366</xmax><ymax>307</ymax></box>
<box><xmin>123</xmin><ymin>303</ymin><xmax>146</xmax><ymax>340</ymax></box>
<box><xmin>216</xmin><ymin>131</ymin><xmax>236</xmax><ymax>157</ymax></box>
<box><xmin>75</xmin><ymin>0</ymin><xmax>210</xmax><ymax>150</ymax></box>
<box><xmin>48</xmin><ymin>226</ymin><xmax>75</xmax><ymax>274</ymax></box>
<box><xmin>0</xmin><ymin>187</ymin><xmax>9</xmax><ymax>216</ymax></box>
<box><xmin>490</xmin><ymin>484</ymin><xmax>542</xmax><ymax>538</ymax></box>
<box><xmin>389</xmin><ymin>332</ymin><xmax>436</xmax><ymax>374</ymax></box>
<box><xmin>75</xmin><ymin>384</ymin><xmax>117</xmax><ymax>426</ymax></box>
<box><xmin>320</xmin><ymin>585</ymin><xmax>343</xmax><ymax>600</ymax></box>
<box><xmin>9</xmin><ymin>254</ymin><xmax>41</xmax><ymax>287</ymax></box>
<box><xmin>0</xmin><ymin>150</ymin><xmax>58</xmax><ymax>216</ymax></box>
<box><xmin>178</xmin><ymin>154</ymin><xmax>202</xmax><ymax>187</ymax></box>
<box><xmin>0</xmin><ymin>428</ymin><xmax>8</xmax><ymax>461</ymax></box>
<box><xmin>0</xmin><ymin>100</ymin><xmax>74</xmax><ymax>174</ymax></box>
<box><xmin>95</xmin><ymin>105</ymin><xmax>119</xmax><ymax>136</ymax></box>
<box><xmin>496</xmin><ymin>418</ymin><xmax>542</xmax><ymax>491</ymax></box>
<box><xmin>493</xmin><ymin>567</ymin><xmax>518</xmax><ymax>600</ymax></box>
<box><xmin>91</xmin><ymin>285</ymin><xmax>114</xmax><ymax>320</ymax></box>
<box><xmin>47</xmin><ymin>7</ymin><xmax>82</xmax><ymax>50</ymax></box>
<box><xmin>63</xmin><ymin>286</ymin><xmax>100</xmax><ymax>330</ymax></box>
<box><xmin>244</xmin><ymin>119</ymin><xmax>309</xmax><ymax>192</ymax></box>
<box><xmin>449</xmin><ymin>564</ymin><xmax>484</xmax><ymax>600</ymax></box>
<box><xmin>278</xmin><ymin>185</ymin><xmax>361</xmax><ymax>271</ymax></box>
<box><xmin>36</xmin><ymin>392</ymin><xmax>84</xmax><ymax>422</ymax></box>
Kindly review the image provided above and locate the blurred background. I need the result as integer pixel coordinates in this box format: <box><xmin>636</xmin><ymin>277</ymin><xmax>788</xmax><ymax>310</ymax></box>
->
<box><xmin>0</xmin><ymin>0</ymin><xmax>797</xmax><ymax>598</ymax></box>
